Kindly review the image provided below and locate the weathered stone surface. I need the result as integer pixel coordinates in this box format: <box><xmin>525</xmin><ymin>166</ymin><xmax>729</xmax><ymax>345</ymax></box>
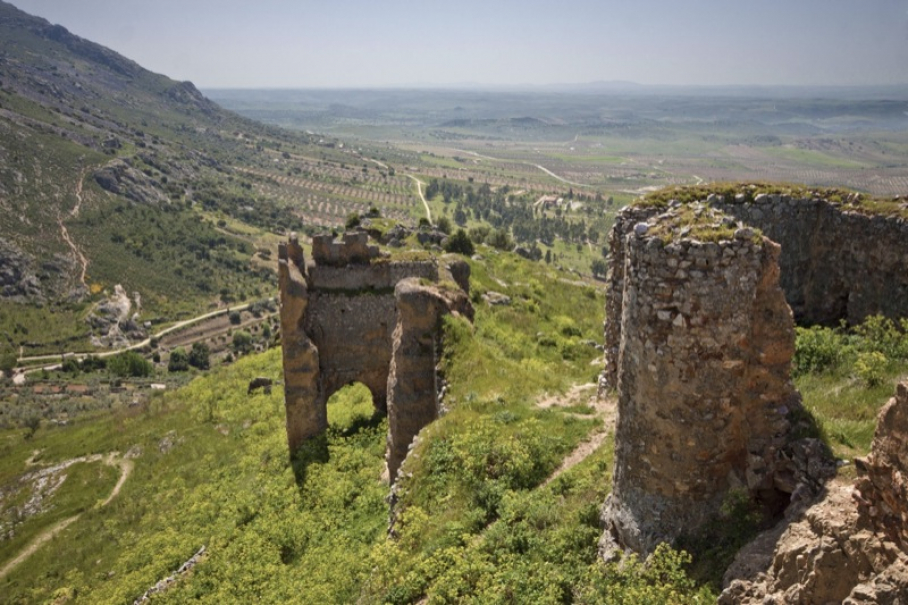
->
<box><xmin>386</xmin><ymin>278</ymin><xmax>472</xmax><ymax>479</ymax></box>
<box><xmin>854</xmin><ymin>381</ymin><xmax>908</xmax><ymax>550</ymax></box>
<box><xmin>278</xmin><ymin>232</ymin><xmax>472</xmax><ymax>481</ymax></box>
<box><xmin>720</xmin><ymin>381</ymin><xmax>908</xmax><ymax>604</ymax></box>
<box><xmin>604</xmin><ymin>194</ymin><xmax>908</xmax><ymax>389</ymax></box>
<box><xmin>600</xmin><ymin>208</ymin><xmax>820</xmax><ymax>556</ymax></box>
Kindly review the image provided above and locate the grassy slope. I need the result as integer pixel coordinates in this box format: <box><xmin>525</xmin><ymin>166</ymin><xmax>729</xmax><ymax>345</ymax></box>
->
<box><xmin>2</xmin><ymin>246</ymin><xmax>904</xmax><ymax>603</ymax></box>
<box><xmin>0</xmin><ymin>251</ymin><xmax>631</xmax><ymax>604</ymax></box>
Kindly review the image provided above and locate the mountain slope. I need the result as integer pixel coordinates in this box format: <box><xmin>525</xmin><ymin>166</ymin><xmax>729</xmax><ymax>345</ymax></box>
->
<box><xmin>0</xmin><ymin>1</ymin><xmax>311</xmax><ymax>355</ymax></box>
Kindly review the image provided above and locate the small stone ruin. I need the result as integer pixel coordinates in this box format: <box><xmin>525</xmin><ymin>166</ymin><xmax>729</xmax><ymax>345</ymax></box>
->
<box><xmin>278</xmin><ymin>232</ymin><xmax>472</xmax><ymax>481</ymax></box>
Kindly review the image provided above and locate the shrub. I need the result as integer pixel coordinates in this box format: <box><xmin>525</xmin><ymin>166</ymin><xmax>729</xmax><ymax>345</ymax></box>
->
<box><xmin>168</xmin><ymin>348</ymin><xmax>189</xmax><ymax>372</ymax></box>
<box><xmin>436</xmin><ymin>216</ymin><xmax>452</xmax><ymax>235</ymax></box>
<box><xmin>443</xmin><ymin>229</ymin><xmax>475</xmax><ymax>256</ymax></box>
<box><xmin>793</xmin><ymin>325</ymin><xmax>847</xmax><ymax>375</ymax></box>
<box><xmin>853</xmin><ymin>315</ymin><xmax>908</xmax><ymax>360</ymax></box>
<box><xmin>108</xmin><ymin>351</ymin><xmax>152</xmax><ymax>378</ymax></box>
<box><xmin>188</xmin><ymin>342</ymin><xmax>210</xmax><ymax>370</ymax></box>
<box><xmin>854</xmin><ymin>351</ymin><xmax>887</xmax><ymax>387</ymax></box>
<box><xmin>233</xmin><ymin>331</ymin><xmax>253</xmax><ymax>355</ymax></box>
<box><xmin>345</xmin><ymin>212</ymin><xmax>361</xmax><ymax>230</ymax></box>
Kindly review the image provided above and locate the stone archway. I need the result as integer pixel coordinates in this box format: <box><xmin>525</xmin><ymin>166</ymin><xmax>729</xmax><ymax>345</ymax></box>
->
<box><xmin>278</xmin><ymin>233</ymin><xmax>472</xmax><ymax>481</ymax></box>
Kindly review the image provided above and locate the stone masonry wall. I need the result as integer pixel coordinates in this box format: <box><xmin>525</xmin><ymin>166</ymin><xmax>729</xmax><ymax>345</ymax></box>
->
<box><xmin>600</xmin><ymin>206</ymin><xmax>806</xmax><ymax>555</ymax></box>
<box><xmin>605</xmin><ymin>194</ymin><xmax>908</xmax><ymax>388</ymax></box>
<box><xmin>278</xmin><ymin>233</ymin><xmax>471</xmax><ymax>482</ymax></box>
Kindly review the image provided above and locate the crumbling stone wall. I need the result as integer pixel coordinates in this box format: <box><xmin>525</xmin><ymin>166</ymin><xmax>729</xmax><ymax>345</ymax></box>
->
<box><xmin>278</xmin><ymin>232</ymin><xmax>471</xmax><ymax>481</ymax></box>
<box><xmin>605</xmin><ymin>193</ymin><xmax>908</xmax><ymax>388</ymax></box>
<box><xmin>600</xmin><ymin>204</ymin><xmax>814</xmax><ymax>556</ymax></box>
<box><xmin>721</xmin><ymin>381</ymin><xmax>908</xmax><ymax>604</ymax></box>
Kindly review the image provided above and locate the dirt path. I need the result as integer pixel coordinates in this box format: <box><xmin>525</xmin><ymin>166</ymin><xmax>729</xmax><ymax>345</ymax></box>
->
<box><xmin>0</xmin><ymin>452</ymin><xmax>134</xmax><ymax>580</ymax></box>
<box><xmin>537</xmin><ymin>382</ymin><xmax>616</xmax><ymax>486</ymax></box>
<box><xmin>406</xmin><ymin>174</ymin><xmax>432</xmax><ymax>223</ymax></box>
<box><xmin>57</xmin><ymin>167</ymin><xmax>91</xmax><ymax>288</ymax></box>
<box><xmin>58</xmin><ymin>216</ymin><xmax>89</xmax><ymax>287</ymax></box>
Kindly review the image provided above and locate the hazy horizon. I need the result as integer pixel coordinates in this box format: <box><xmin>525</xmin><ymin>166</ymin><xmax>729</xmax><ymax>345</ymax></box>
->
<box><xmin>10</xmin><ymin>0</ymin><xmax>908</xmax><ymax>89</ymax></box>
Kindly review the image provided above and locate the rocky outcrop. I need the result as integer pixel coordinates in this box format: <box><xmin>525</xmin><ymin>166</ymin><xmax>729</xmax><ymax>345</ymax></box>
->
<box><xmin>87</xmin><ymin>284</ymin><xmax>146</xmax><ymax>348</ymax></box>
<box><xmin>93</xmin><ymin>159</ymin><xmax>168</xmax><ymax>205</ymax></box>
<box><xmin>0</xmin><ymin>237</ymin><xmax>43</xmax><ymax>302</ymax></box>
<box><xmin>721</xmin><ymin>382</ymin><xmax>908</xmax><ymax>604</ymax></box>
<box><xmin>600</xmin><ymin>202</ymin><xmax>833</xmax><ymax>557</ymax></box>
<box><xmin>278</xmin><ymin>232</ymin><xmax>472</xmax><ymax>481</ymax></box>
<box><xmin>0</xmin><ymin>237</ymin><xmax>81</xmax><ymax>303</ymax></box>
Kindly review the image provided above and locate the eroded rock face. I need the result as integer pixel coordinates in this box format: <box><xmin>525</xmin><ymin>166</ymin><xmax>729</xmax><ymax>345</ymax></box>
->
<box><xmin>721</xmin><ymin>382</ymin><xmax>908</xmax><ymax>604</ymax></box>
<box><xmin>600</xmin><ymin>205</ymin><xmax>824</xmax><ymax>556</ymax></box>
<box><xmin>278</xmin><ymin>232</ymin><xmax>472</xmax><ymax>481</ymax></box>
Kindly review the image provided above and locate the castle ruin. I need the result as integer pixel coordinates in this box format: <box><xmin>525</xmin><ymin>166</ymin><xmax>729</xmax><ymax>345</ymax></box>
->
<box><xmin>601</xmin><ymin>191</ymin><xmax>908</xmax><ymax>556</ymax></box>
<box><xmin>278</xmin><ymin>232</ymin><xmax>472</xmax><ymax>481</ymax></box>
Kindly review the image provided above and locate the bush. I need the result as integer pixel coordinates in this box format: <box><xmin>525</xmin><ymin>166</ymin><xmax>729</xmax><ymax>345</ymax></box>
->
<box><xmin>188</xmin><ymin>342</ymin><xmax>210</xmax><ymax>370</ymax></box>
<box><xmin>853</xmin><ymin>315</ymin><xmax>908</xmax><ymax>360</ymax></box>
<box><xmin>233</xmin><ymin>331</ymin><xmax>253</xmax><ymax>355</ymax></box>
<box><xmin>0</xmin><ymin>347</ymin><xmax>17</xmax><ymax>375</ymax></box>
<box><xmin>576</xmin><ymin>544</ymin><xmax>714</xmax><ymax>604</ymax></box>
<box><xmin>436</xmin><ymin>216</ymin><xmax>452</xmax><ymax>235</ymax></box>
<box><xmin>855</xmin><ymin>351</ymin><xmax>887</xmax><ymax>387</ymax></box>
<box><xmin>345</xmin><ymin>213</ymin><xmax>361</xmax><ymax>230</ymax></box>
<box><xmin>108</xmin><ymin>351</ymin><xmax>152</xmax><ymax>378</ymax></box>
<box><xmin>443</xmin><ymin>229</ymin><xmax>475</xmax><ymax>256</ymax></box>
<box><xmin>488</xmin><ymin>228</ymin><xmax>513</xmax><ymax>251</ymax></box>
<box><xmin>168</xmin><ymin>348</ymin><xmax>189</xmax><ymax>372</ymax></box>
<box><xmin>793</xmin><ymin>325</ymin><xmax>847</xmax><ymax>375</ymax></box>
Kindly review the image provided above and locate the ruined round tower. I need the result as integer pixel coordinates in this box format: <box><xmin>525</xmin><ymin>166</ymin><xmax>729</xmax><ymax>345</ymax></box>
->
<box><xmin>600</xmin><ymin>202</ymin><xmax>811</xmax><ymax>556</ymax></box>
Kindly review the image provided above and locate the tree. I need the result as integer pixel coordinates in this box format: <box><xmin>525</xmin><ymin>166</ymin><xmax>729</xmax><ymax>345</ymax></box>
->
<box><xmin>233</xmin><ymin>331</ymin><xmax>253</xmax><ymax>355</ymax></box>
<box><xmin>488</xmin><ymin>228</ymin><xmax>513</xmax><ymax>251</ymax></box>
<box><xmin>443</xmin><ymin>229</ymin><xmax>475</xmax><ymax>256</ymax></box>
<box><xmin>168</xmin><ymin>348</ymin><xmax>190</xmax><ymax>372</ymax></box>
<box><xmin>0</xmin><ymin>347</ymin><xmax>16</xmax><ymax>377</ymax></box>
<box><xmin>345</xmin><ymin>213</ymin><xmax>361</xmax><ymax>230</ymax></box>
<box><xmin>108</xmin><ymin>351</ymin><xmax>152</xmax><ymax>378</ymax></box>
<box><xmin>436</xmin><ymin>216</ymin><xmax>452</xmax><ymax>235</ymax></box>
<box><xmin>591</xmin><ymin>258</ymin><xmax>608</xmax><ymax>278</ymax></box>
<box><xmin>188</xmin><ymin>342</ymin><xmax>210</xmax><ymax>370</ymax></box>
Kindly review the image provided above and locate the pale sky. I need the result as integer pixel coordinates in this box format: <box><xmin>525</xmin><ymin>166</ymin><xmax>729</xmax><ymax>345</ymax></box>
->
<box><xmin>10</xmin><ymin>0</ymin><xmax>908</xmax><ymax>88</ymax></box>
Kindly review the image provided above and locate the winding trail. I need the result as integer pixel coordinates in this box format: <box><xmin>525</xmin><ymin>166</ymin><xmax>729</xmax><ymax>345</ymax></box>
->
<box><xmin>58</xmin><ymin>167</ymin><xmax>91</xmax><ymax>288</ymax></box>
<box><xmin>0</xmin><ymin>452</ymin><xmax>134</xmax><ymax>580</ymax></box>
<box><xmin>537</xmin><ymin>382</ymin><xmax>616</xmax><ymax>486</ymax></box>
<box><xmin>406</xmin><ymin>174</ymin><xmax>432</xmax><ymax>223</ymax></box>
<box><xmin>456</xmin><ymin>148</ymin><xmax>591</xmax><ymax>188</ymax></box>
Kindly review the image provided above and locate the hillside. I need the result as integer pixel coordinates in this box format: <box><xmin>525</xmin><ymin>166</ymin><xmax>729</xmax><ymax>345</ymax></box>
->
<box><xmin>0</xmin><ymin>246</ymin><xmax>635</xmax><ymax>604</ymax></box>
<box><xmin>2</xmin><ymin>229</ymin><xmax>905</xmax><ymax>602</ymax></box>
<box><xmin>0</xmin><ymin>0</ymin><xmax>325</xmax><ymax>356</ymax></box>
<box><xmin>0</xmin><ymin>1</ymin><xmax>624</xmax><ymax>360</ymax></box>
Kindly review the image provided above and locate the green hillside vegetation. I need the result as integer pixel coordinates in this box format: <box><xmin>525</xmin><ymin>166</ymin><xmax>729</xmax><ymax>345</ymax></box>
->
<box><xmin>1</xmin><ymin>244</ymin><xmax>906</xmax><ymax>602</ymax></box>
<box><xmin>0</xmin><ymin>250</ymin><xmax>710</xmax><ymax>604</ymax></box>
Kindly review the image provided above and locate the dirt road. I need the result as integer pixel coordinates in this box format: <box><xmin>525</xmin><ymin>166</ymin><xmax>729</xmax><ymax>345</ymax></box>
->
<box><xmin>0</xmin><ymin>452</ymin><xmax>134</xmax><ymax>580</ymax></box>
